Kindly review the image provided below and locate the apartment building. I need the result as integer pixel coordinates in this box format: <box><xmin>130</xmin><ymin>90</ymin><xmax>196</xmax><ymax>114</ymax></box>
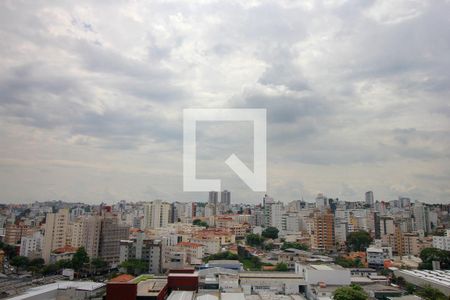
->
<box><xmin>144</xmin><ymin>200</ymin><xmax>170</xmax><ymax>229</ymax></box>
<box><xmin>42</xmin><ymin>209</ymin><xmax>69</xmax><ymax>263</ymax></box>
<box><xmin>311</xmin><ymin>212</ymin><xmax>335</xmax><ymax>252</ymax></box>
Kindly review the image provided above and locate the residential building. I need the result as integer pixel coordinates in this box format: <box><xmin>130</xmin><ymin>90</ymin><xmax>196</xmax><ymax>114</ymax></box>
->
<box><xmin>433</xmin><ymin>230</ymin><xmax>450</xmax><ymax>250</ymax></box>
<box><xmin>119</xmin><ymin>233</ymin><xmax>163</xmax><ymax>274</ymax></box>
<box><xmin>20</xmin><ymin>231</ymin><xmax>43</xmax><ymax>258</ymax></box>
<box><xmin>99</xmin><ymin>213</ymin><xmax>130</xmax><ymax>267</ymax></box>
<box><xmin>42</xmin><ymin>208</ymin><xmax>70</xmax><ymax>263</ymax></box>
<box><xmin>365</xmin><ymin>191</ymin><xmax>374</xmax><ymax>207</ymax></box>
<box><xmin>144</xmin><ymin>200</ymin><xmax>170</xmax><ymax>229</ymax></box>
<box><xmin>221</xmin><ymin>190</ymin><xmax>231</xmax><ymax>207</ymax></box>
<box><xmin>311</xmin><ymin>212</ymin><xmax>335</xmax><ymax>252</ymax></box>
<box><xmin>5</xmin><ymin>223</ymin><xmax>36</xmax><ymax>245</ymax></box>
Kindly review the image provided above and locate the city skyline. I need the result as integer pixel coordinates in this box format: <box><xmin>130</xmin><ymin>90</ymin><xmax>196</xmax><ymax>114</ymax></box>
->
<box><xmin>0</xmin><ymin>1</ymin><xmax>449</xmax><ymax>204</ymax></box>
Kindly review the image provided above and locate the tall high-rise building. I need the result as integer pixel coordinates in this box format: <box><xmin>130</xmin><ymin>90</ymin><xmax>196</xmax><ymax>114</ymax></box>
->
<box><xmin>262</xmin><ymin>194</ymin><xmax>274</xmax><ymax>207</ymax></box>
<box><xmin>264</xmin><ymin>201</ymin><xmax>284</xmax><ymax>230</ymax></box>
<box><xmin>365</xmin><ymin>191</ymin><xmax>374</xmax><ymax>207</ymax></box>
<box><xmin>84</xmin><ymin>215</ymin><xmax>103</xmax><ymax>259</ymax></box>
<box><xmin>312</xmin><ymin>212</ymin><xmax>335</xmax><ymax>251</ymax></box>
<box><xmin>42</xmin><ymin>208</ymin><xmax>69</xmax><ymax>263</ymax></box>
<box><xmin>144</xmin><ymin>200</ymin><xmax>170</xmax><ymax>229</ymax></box>
<box><xmin>315</xmin><ymin>193</ymin><xmax>328</xmax><ymax>211</ymax></box>
<box><xmin>399</xmin><ymin>197</ymin><xmax>411</xmax><ymax>209</ymax></box>
<box><xmin>99</xmin><ymin>213</ymin><xmax>129</xmax><ymax>266</ymax></box>
<box><xmin>119</xmin><ymin>233</ymin><xmax>163</xmax><ymax>274</ymax></box>
<box><xmin>208</xmin><ymin>191</ymin><xmax>219</xmax><ymax>206</ymax></box>
<box><xmin>373</xmin><ymin>212</ymin><xmax>381</xmax><ymax>239</ymax></box>
<box><xmin>413</xmin><ymin>201</ymin><xmax>430</xmax><ymax>233</ymax></box>
<box><xmin>221</xmin><ymin>190</ymin><xmax>231</xmax><ymax>206</ymax></box>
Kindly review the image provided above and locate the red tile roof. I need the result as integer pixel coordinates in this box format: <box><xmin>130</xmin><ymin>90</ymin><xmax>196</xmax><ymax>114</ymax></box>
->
<box><xmin>176</xmin><ymin>242</ymin><xmax>203</xmax><ymax>248</ymax></box>
<box><xmin>109</xmin><ymin>274</ymin><xmax>135</xmax><ymax>283</ymax></box>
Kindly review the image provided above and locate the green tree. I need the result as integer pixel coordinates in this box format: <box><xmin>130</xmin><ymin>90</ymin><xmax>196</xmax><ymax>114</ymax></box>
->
<box><xmin>246</xmin><ymin>233</ymin><xmax>265</xmax><ymax>247</ymax></box>
<box><xmin>405</xmin><ymin>283</ymin><xmax>416</xmax><ymax>294</ymax></box>
<box><xmin>56</xmin><ymin>259</ymin><xmax>72</xmax><ymax>269</ymax></box>
<box><xmin>346</xmin><ymin>230</ymin><xmax>373</xmax><ymax>252</ymax></box>
<box><xmin>263</xmin><ymin>242</ymin><xmax>275</xmax><ymax>251</ymax></box>
<box><xmin>72</xmin><ymin>247</ymin><xmax>89</xmax><ymax>272</ymax></box>
<box><xmin>262</xmin><ymin>227</ymin><xmax>279</xmax><ymax>239</ymax></box>
<box><xmin>275</xmin><ymin>262</ymin><xmax>288</xmax><ymax>271</ymax></box>
<box><xmin>0</xmin><ymin>241</ymin><xmax>17</xmax><ymax>259</ymax></box>
<box><xmin>419</xmin><ymin>248</ymin><xmax>450</xmax><ymax>270</ymax></box>
<box><xmin>204</xmin><ymin>251</ymin><xmax>238</xmax><ymax>262</ymax></box>
<box><xmin>416</xmin><ymin>285</ymin><xmax>447</xmax><ymax>300</ymax></box>
<box><xmin>27</xmin><ymin>258</ymin><xmax>45</xmax><ymax>275</ymax></box>
<box><xmin>29</xmin><ymin>258</ymin><xmax>45</xmax><ymax>268</ymax></box>
<box><xmin>333</xmin><ymin>285</ymin><xmax>368</xmax><ymax>300</ymax></box>
<box><xmin>193</xmin><ymin>219</ymin><xmax>209</xmax><ymax>228</ymax></box>
<box><xmin>120</xmin><ymin>259</ymin><xmax>148</xmax><ymax>275</ymax></box>
<box><xmin>91</xmin><ymin>257</ymin><xmax>108</xmax><ymax>274</ymax></box>
<box><xmin>335</xmin><ymin>256</ymin><xmax>363</xmax><ymax>268</ymax></box>
<box><xmin>41</xmin><ymin>263</ymin><xmax>58</xmax><ymax>275</ymax></box>
<box><xmin>10</xmin><ymin>256</ymin><xmax>29</xmax><ymax>273</ymax></box>
<box><xmin>281</xmin><ymin>242</ymin><xmax>308</xmax><ymax>251</ymax></box>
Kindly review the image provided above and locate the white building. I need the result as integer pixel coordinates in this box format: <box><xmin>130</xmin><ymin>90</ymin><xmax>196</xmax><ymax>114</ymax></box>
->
<box><xmin>20</xmin><ymin>231</ymin><xmax>43</xmax><ymax>258</ymax></box>
<box><xmin>295</xmin><ymin>263</ymin><xmax>351</xmax><ymax>286</ymax></box>
<box><xmin>266</xmin><ymin>202</ymin><xmax>284</xmax><ymax>231</ymax></box>
<box><xmin>433</xmin><ymin>230</ymin><xmax>450</xmax><ymax>251</ymax></box>
<box><xmin>367</xmin><ymin>247</ymin><xmax>392</xmax><ymax>268</ymax></box>
<box><xmin>281</xmin><ymin>213</ymin><xmax>301</xmax><ymax>233</ymax></box>
<box><xmin>144</xmin><ymin>200</ymin><xmax>170</xmax><ymax>229</ymax></box>
<box><xmin>315</xmin><ymin>194</ymin><xmax>328</xmax><ymax>211</ymax></box>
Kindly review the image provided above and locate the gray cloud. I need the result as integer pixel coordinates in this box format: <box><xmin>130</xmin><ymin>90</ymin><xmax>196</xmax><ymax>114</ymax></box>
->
<box><xmin>0</xmin><ymin>0</ymin><xmax>449</xmax><ymax>204</ymax></box>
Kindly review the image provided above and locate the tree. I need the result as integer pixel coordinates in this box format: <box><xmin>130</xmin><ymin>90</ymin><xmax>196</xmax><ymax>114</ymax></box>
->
<box><xmin>72</xmin><ymin>247</ymin><xmax>89</xmax><ymax>272</ymax></box>
<box><xmin>333</xmin><ymin>285</ymin><xmax>368</xmax><ymax>300</ymax></box>
<box><xmin>264</xmin><ymin>243</ymin><xmax>275</xmax><ymax>251</ymax></box>
<box><xmin>193</xmin><ymin>219</ymin><xmax>209</xmax><ymax>228</ymax></box>
<box><xmin>262</xmin><ymin>227</ymin><xmax>279</xmax><ymax>239</ymax></box>
<box><xmin>204</xmin><ymin>251</ymin><xmax>238</xmax><ymax>262</ymax></box>
<box><xmin>42</xmin><ymin>263</ymin><xmax>58</xmax><ymax>275</ymax></box>
<box><xmin>120</xmin><ymin>259</ymin><xmax>148</xmax><ymax>275</ymax></box>
<box><xmin>27</xmin><ymin>258</ymin><xmax>45</xmax><ymax>275</ymax></box>
<box><xmin>246</xmin><ymin>234</ymin><xmax>264</xmax><ymax>247</ymax></box>
<box><xmin>405</xmin><ymin>283</ymin><xmax>416</xmax><ymax>294</ymax></box>
<box><xmin>416</xmin><ymin>285</ymin><xmax>447</xmax><ymax>300</ymax></box>
<box><xmin>29</xmin><ymin>258</ymin><xmax>45</xmax><ymax>268</ymax></box>
<box><xmin>335</xmin><ymin>256</ymin><xmax>363</xmax><ymax>268</ymax></box>
<box><xmin>419</xmin><ymin>248</ymin><xmax>450</xmax><ymax>270</ymax></box>
<box><xmin>56</xmin><ymin>259</ymin><xmax>72</xmax><ymax>269</ymax></box>
<box><xmin>10</xmin><ymin>256</ymin><xmax>29</xmax><ymax>273</ymax></box>
<box><xmin>0</xmin><ymin>241</ymin><xmax>17</xmax><ymax>259</ymax></box>
<box><xmin>346</xmin><ymin>230</ymin><xmax>373</xmax><ymax>252</ymax></box>
<box><xmin>281</xmin><ymin>242</ymin><xmax>308</xmax><ymax>251</ymax></box>
<box><xmin>91</xmin><ymin>257</ymin><xmax>108</xmax><ymax>274</ymax></box>
<box><xmin>275</xmin><ymin>262</ymin><xmax>288</xmax><ymax>271</ymax></box>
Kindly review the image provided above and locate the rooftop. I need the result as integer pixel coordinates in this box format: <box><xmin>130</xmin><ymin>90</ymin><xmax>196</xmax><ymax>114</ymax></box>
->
<box><xmin>167</xmin><ymin>291</ymin><xmax>195</xmax><ymax>300</ymax></box>
<box><xmin>398</xmin><ymin>269</ymin><xmax>450</xmax><ymax>288</ymax></box>
<box><xmin>137</xmin><ymin>278</ymin><xmax>168</xmax><ymax>296</ymax></box>
<box><xmin>176</xmin><ymin>242</ymin><xmax>203</xmax><ymax>248</ymax></box>
<box><xmin>7</xmin><ymin>281</ymin><xmax>105</xmax><ymax>300</ymax></box>
<box><xmin>310</xmin><ymin>264</ymin><xmax>344</xmax><ymax>271</ymax></box>
<box><xmin>109</xmin><ymin>274</ymin><xmax>135</xmax><ymax>283</ymax></box>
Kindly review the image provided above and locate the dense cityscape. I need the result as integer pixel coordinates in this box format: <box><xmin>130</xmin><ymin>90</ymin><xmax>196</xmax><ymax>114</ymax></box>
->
<box><xmin>0</xmin><ymin>192</ymin><xmax>449</xmax><ymax>299</ymax></box>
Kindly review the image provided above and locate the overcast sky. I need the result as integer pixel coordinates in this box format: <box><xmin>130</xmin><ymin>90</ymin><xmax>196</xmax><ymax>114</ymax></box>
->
<box><xmin>0</xmin><ymin>0</ymin><xmax>449</xmax><ymax>205</ymax></box>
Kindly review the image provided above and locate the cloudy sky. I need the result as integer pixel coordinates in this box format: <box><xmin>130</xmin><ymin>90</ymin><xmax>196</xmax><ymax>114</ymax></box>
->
<box><xmin>0</xmin><ymin>0</ymin><xmax>449</xmax><ymax>204</ymax></box>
